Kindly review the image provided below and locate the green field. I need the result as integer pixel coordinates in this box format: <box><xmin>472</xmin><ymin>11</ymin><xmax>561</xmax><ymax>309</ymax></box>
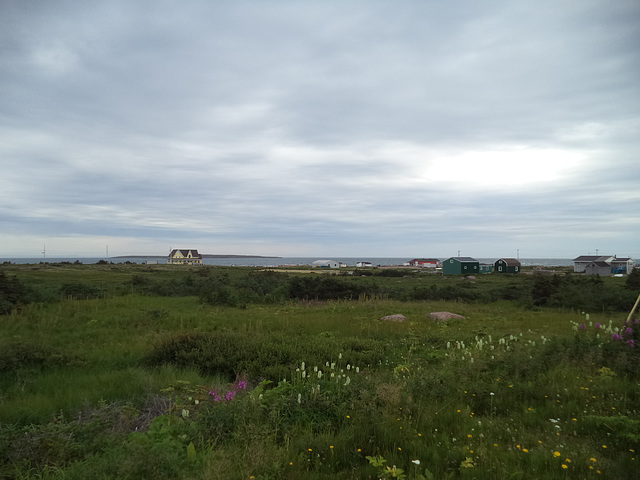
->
<box><xmin>1</xmin><ymin>263</ymin><xmax>639</xmax><ymax>479</ymax></box>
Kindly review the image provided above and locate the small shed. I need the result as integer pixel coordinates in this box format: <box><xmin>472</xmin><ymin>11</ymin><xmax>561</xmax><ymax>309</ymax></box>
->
<box><xmin>584</xmin><ymin>261</ymin><xmax>612</xmax><ymax>276</ymax></box>
<box><xmin>479</xmin><ymin>263</ymin><xmax>494</xmax><ymax>274</ymax></box>
<box><xmin>442</xmin><ymin>257</ymin><xmax>479</xmax><ymax>275</ymax></box>
<box><xmin>494</xmin><ymin>258</ymin><xmax>521</xmax><ymax>274</ymax></box>
<box><xmin>356</xmin><ymin>261</ymin><xmax>373</xmax><ymax>268</ymax></box>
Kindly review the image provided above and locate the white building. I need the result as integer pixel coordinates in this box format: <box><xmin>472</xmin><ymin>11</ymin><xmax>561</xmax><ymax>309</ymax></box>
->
<box><xmin>312</xmin><ymin>259</ymin><xmax>340</xmax><ymax>269</ymax></box>
<box><xmin>572</xmin><ymin>255</ymin><xmax>614</xmax><ymax>273</ymax></box>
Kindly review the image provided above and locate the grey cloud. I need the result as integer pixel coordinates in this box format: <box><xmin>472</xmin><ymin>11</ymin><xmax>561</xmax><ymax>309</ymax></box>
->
<box><xmin>1</xmin><ymin>1</ymin><xmax>638</xmax><ymax>257</ymax></box>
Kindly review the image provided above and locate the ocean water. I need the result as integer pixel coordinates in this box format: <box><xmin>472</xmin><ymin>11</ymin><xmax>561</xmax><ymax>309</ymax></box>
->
<box><xmin>0</xmin><ymin>256</ymin><xmax>579</xmax><ymax>267</ymax></box>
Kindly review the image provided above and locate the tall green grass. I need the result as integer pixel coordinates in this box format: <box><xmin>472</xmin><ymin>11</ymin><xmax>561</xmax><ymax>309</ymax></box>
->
<box><xmin>1</xmin><ymin>264</ymin><xmax>638</xmax><ymax>479</ymax></box>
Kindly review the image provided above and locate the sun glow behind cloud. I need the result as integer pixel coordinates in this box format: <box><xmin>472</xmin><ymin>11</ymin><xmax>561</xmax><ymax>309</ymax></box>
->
<box><xmin>426</xmin><ymin>148</ymin><xmax>583</xmax><ymax>187</ymax></box>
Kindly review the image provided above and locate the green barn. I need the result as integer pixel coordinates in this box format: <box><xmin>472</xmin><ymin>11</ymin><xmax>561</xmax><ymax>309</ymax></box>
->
<box><xmin>443</xmin><ymin>257</ymin><xmax>480</xmax><ymax>275</ymax></box>
<box><xmin>494</xmin><ymin>258</ymin><xmax>521</xmax><ymax>274</ymax></box>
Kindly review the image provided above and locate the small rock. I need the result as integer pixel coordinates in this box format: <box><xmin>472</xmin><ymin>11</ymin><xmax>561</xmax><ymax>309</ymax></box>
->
<box><xmin>430</xmin><ymin>311</ymin><xmax>465</xmax><ymax>321</ymax></box>
<box><xmin>380</xmin><ymin>314</ymin><xmax>407</xmax><ymax>322</ymax></box>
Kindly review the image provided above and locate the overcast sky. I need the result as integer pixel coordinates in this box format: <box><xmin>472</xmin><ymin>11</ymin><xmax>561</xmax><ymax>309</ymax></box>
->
<box><xmin>1</xmin><ymin>1</ymin><xmax>639</xmax><ymax>259</ymax></box>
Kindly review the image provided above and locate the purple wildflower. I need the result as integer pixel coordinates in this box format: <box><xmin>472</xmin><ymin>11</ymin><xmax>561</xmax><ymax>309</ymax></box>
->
<box><xmin>237</xmin><ymin>379</ymin><xmax>248</xmax><ymax>390</ymax></box>
<box><xmin>625</xmin><ymin>327</ymin><xmax>633</xmax><ymax>336</ymax></box>
<box><xmin>611</xmin><ymin>334</ymin><xmax>623</xmax><ymax>341</ymax></box>
<box><xmin>209</xmin><ymin>390</ymin><xmax>223</xmax><ymax>402</ymax></box>
<box><xmin>627</xmin><ymin>339</ymin><xmax>635</xmax><ymax>347</ymax></box>
<box><xmin>579</xmin><ymin>323</ymin><xmax>586</xmax><ymax>330</ymax></box>
<box><xmin>225</xmin><ymin>390</ymin><xmax>236</xmax><ymax>402</ymax></box>
<box><xmin>595</xmin><ymin>322</ymin><xmax>601</xmax><ymax>329</ymax></box>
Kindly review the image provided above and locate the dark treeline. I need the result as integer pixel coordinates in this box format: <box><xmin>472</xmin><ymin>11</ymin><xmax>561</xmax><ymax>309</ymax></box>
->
<box><xmin>125</xmin><ymin>268</ymin><xmax>640</xmax><ymax>312</ymax></box>
<box><xmin>1</xmin><ymin>267</ymin><xmax>638</xmax><ymax>314</ymax></box>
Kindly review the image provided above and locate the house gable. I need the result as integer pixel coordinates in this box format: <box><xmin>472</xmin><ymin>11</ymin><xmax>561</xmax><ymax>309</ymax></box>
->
<box><xmin>168</xmin><ymin>249</ymin><xmax>203</xmax><ymax>265</ymax></box>
<box><xmin>495</xmin><ymin>258</ymin><xmax>521</xmax><ymax>273</ymax></box>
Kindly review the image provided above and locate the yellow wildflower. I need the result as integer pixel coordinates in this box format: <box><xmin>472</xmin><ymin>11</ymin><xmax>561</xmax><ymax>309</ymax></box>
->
<box><xmin>562</xmin><ymin>464</ymin><xmax>568</xmax><ymax>469</ymax></box>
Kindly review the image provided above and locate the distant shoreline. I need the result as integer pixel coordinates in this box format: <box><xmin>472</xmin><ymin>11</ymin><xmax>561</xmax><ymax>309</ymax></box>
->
<box><xmin>111</xmin><ymin>254</ymin><xmax>282</xmax><ymax>259</ymax></box>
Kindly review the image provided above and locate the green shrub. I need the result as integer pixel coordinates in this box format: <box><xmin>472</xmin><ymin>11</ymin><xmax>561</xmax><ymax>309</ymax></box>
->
<box><xmin>0</xmin><ymin>342</ymin><xmax>79</xmax><ymax>376</ymax></box>
<box><xmin>59</xmin><ymin>283</ymin><xmax>102</xmax><ymax>300</ymax></box>
<box><xmin>287</xmin><ymin>275</ymin><xmax>368</xmax><ymax>300</ymax></box>
<box><xmin>0</xmin><ymin>271</ymin><xmax>29</xmax><ymax>314</ymax></box>
<box><xmin>144</xmin><ymin>332</ymin><xmax>388</xmax><ymax>382</ymax></box>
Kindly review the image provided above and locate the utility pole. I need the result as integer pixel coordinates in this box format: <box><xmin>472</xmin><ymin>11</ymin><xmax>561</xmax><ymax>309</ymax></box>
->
<box><xmin>42</xmin><ymin>244</ymin><xmax>46</xmax><ymax>260</ymax></box>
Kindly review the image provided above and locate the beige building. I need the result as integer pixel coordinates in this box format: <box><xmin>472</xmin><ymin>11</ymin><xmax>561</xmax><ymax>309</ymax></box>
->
<box><xmin>168</xmin><ymin>249</ymin><xmax>203</xmax><ymax>265</ymax></box>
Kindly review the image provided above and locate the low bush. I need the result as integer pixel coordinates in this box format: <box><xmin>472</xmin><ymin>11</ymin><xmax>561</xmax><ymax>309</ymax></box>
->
<box><xmin>144</xmin><ymin>332</ymin><xmax>388</xmax><ymax>382</ymax></box>
<box><xmin>0</xmin><ymin>271</ymin><xmax>29</xmax><ymax>314</ymax></box>
<box><xmin>59</xmin><ymin>283</ymin><xmax>103</xmax><ymax>300</ymax></box>
<box><xmin>287</xmin><ymin>275</ymin><xmax>369</xmax><ymax>300</ymax></box>
<box><xmin>0</xmin><ymin>342</ymin><xmax>80</xmax><ymax>376</ymax></box>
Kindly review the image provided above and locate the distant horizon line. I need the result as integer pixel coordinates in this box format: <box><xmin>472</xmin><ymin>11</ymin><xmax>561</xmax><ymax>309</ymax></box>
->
<box><xmin>1</xmin><ymin>254</ymin><xmax>614</xmax><ymax>260</ymax></box>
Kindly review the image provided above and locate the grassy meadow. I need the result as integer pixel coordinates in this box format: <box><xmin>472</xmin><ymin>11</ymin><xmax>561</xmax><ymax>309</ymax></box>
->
<box><xmin>1</xmin><ymin>262</ymin><xmax>639</xmax><ymax>479</ymax></box>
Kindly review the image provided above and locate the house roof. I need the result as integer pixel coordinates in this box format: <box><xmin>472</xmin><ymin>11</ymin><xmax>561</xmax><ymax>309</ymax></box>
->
<box><xmin>573</xmin><ymin>255</ymin><xmax>612</xmax><ymax>262</ymax></box>
<box><xmin>496</xmin><ymin>258</ymin><xmax>521</xmax><ymax>266</ymax></box>
<box><xmin>588</xmin><ymin>261</ymin><xmax>611</xmax><ymax>268</ymax></box>
<box><xmin>449</xmin><ymin>257</ymin><xmax>478</xmax><ymax>263</ymax></box>
<box><xmin>169</xmin><ymin>249</ymin><xmax>202</xmax><ymax>258</ymax></box>
<box><xmin>612</xmin><ymin>257</ymin><xmax>632</xmax><ymax>262</ymax></box>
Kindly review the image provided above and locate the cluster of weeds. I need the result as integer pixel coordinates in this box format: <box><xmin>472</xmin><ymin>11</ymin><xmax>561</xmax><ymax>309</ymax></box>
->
<box><xmin>144</xmin><ymin>331</ymin><xmax>388</xmax><ymax>382</ymax></box>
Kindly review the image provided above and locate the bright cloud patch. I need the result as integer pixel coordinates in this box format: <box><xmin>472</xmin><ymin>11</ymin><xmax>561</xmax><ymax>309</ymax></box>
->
<box><xmin>426</xmin><ymin>149</ymin><xmax>583</xmax><ymax>187</ymax></box>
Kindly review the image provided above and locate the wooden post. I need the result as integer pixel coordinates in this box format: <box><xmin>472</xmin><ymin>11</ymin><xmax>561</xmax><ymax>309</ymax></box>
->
<box><xmin>627</xmin><ymin>292</ymin><xmax>640</xmax><ymax>323</ymax></box>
